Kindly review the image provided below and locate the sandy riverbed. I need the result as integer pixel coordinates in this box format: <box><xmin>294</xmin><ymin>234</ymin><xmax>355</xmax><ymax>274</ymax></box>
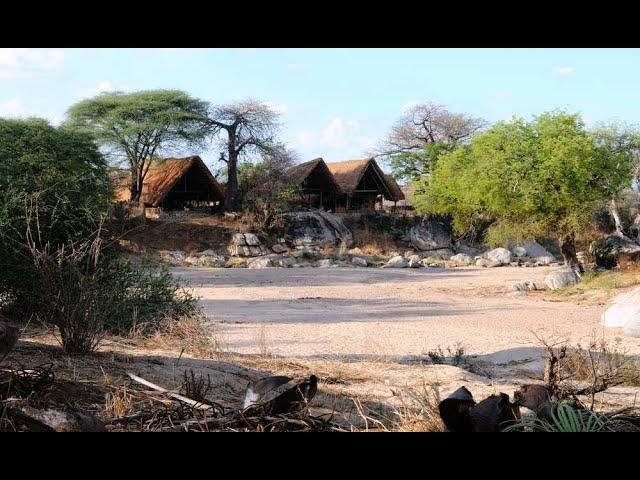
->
<box><xmin>174</xmin><ymin>266</ymin><xmax>640</xmax><ymax>367</ymax></box>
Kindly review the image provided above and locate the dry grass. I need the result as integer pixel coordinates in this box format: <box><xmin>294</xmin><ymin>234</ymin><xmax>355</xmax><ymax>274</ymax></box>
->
<box><xmin>390</xmin><ymin>382</ymin><xmax>445</xmax><ymax>432</ymax></box>
<box><xmin>144</xmin><ymin>315</ymin><xmax>223</xmax><ymax>358</ymax></box>
<box><xmin>350</xmin><ymin>223</ymin><xmax>400</xmax><ymax>256</ymax></box>
<box><xmin>550</xmin><ymin>269</ymin><xmax>640</xmax><ymax>304</ymax></box>
<box><xmin>104</xmin><ymin>386</ymin><xmax>135</xmax><ymax>419</ymax></box>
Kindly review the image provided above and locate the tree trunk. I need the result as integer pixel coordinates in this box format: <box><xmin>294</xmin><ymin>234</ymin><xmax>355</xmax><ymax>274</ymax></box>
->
<box><xmin>559</xmin><ymin>233</ymin><xmax>582</xmax><ymax>273</ymax></box>
<box><xmin>225</xmin><ymin>136</ymin><xmax>242</xmax><ymax>212</ymax></box>
<box><xmin>610</xmin><ymin>198</ymin><xmax>625</xmax><ymax>237</ymax></box>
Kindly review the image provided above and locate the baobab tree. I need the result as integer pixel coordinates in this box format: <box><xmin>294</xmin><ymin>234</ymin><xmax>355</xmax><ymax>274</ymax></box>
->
<box><xmin>206</xmin><ymin>100</ymin><xmax>283</xmax><ymax>212</ymax></box>
<box><xmin>376</xmin><ymin>102</ymin><xmax>486</xmax><ymax>181</ymax></box>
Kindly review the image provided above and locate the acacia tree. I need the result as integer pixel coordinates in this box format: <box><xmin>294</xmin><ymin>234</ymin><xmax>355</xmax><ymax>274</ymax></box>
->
<box><xmin>419</xmin><ymin>112</ymin><xmax>633</xmax><ymax>269</ymax></box>
<box><xmin>376</xmin><ymin>102</ymin><xmax>485</xmax><ymax>181</ymax></box>
<box><xmin>206</xmin><ymin>100</ymin><xmax>282</xmax><ymax>212</ymax></box>
<box><xmin>66</xmin><ymin>90</ymin><xmax>209</xmax><ymax>202</ymax></box>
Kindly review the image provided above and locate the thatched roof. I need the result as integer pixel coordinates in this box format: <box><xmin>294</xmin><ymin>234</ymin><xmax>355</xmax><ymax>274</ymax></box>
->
<box><xmin>288</xmin><ymin>158</ymin><xmax>340</xmax><ymax>193</ymax></box>
<box><xmin>113</xmin><ymin>156</ymin><xmax>225</xmax><ymax>207</ymax></box>
<box><xmin>383</xmin><ymin>174</ymin><xmax>406</xmax><ymax>202</ymax></box>
<box><xmin>326</xmin><ymin>158</ymin><xmax>403</xmax><ymax>201</ymax></box>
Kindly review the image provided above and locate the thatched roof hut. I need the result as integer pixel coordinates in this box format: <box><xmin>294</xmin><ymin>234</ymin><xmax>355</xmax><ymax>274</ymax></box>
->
<box><xmin>325</xmin><ymin>158</ymin><xmax>404</xmax><ymax>211</ymax></box>
<box><xmin>114</xmin><ymin>156</ymin><xmax>225</xmax><ymax>209</ymax></box>
<box><xmin>287</xmin><ymin>158</ymin><xmax>341</xmax><ymax>210</ymax></box>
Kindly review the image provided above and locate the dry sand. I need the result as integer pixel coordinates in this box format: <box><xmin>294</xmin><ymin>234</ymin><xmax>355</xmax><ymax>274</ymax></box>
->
<box><xmin>171</xmin><ymin>265</ymin><xmax>640</xmax><ymax>408</ymax></box>
<box><xmin>175</xmin><ymin>265</ymin><xmax>640</xmax><ymax>362</ymax></box>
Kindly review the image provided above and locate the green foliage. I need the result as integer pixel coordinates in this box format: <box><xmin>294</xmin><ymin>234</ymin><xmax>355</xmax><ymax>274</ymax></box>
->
<box><xmin>389</xmin><ymin>141</ymin><xmax>453</xmax><ymax>181</ymax></box>
<box><xmin>237</xmin><ymin>160</ymin><xmax>299</xmax><ymax>214</ymax></box>
<box><xmin>99</xmin><ymin>259</ymin><xmax>200</xmax><ymax>335</ymax></box>
<box><xmin>419</xmin><ymin>112</ymin><xmax>633</xmax><ymax>245</ymax></box>
<box><xmin>0</xmin><ymin>118</ymin><xmax>112</xmax><ymax>307</ymax></box>
<box><xmin>66</xmin><ymin>89</ymin><xmax>209</xmax><ymax>200</ymax></box>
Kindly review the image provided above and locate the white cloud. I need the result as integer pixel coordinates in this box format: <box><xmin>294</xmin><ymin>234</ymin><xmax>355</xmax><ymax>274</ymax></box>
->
<box><xmin>553</xmin><ymin>66</ymin><xmax>575</xmax><ymax>76</ymax></box>
<box><xmin>321</xmin><ymin>117</ymin><xmax>348</xmax><ymax>148</ymax></box>
<box><xmin>0</xmin><ymin>48</ymin><xmax>64</xmax><ymax>71</ymax></box>
<box><xmin>0</xmin><ymin>98</ymin><xmax>22</xmax><ymax>117</ymax></box>
<box><xmin>297</xmin><ymin>131</ymin><xmax>313</xmax><ymax>147</ymax></box>
<box><xmin>84</xmin><ymin>80</ymin><xmax>130</xmax><ymax>97</ymax></box>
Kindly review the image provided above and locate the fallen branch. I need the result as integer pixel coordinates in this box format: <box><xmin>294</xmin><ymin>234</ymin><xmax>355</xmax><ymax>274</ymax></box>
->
<box><xmin>127</xmin><ymin>373</ymin><xmax>215</xmax><ymax>412</ymax></box>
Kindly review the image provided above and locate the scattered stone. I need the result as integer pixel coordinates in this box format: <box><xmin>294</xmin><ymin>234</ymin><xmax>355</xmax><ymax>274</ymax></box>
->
<box><xmin>352</xmin><ymin>257</ymin><xmax>368</xmax><ymax>267</ymax></box>
<box><xmin>348</xmin><ymin>247</ymin><xmax>364</xmax><ymax>256</ymax></box>
<box><xmin>247</xmin><ymin>257</ymin><xmax>273</xmax><ymax>269</ymax></box>
<box><xmin>382</xmin><ymin>255</ymin><xmax>409</xmax><ymax>268</ymax></box>
<box><xmin>485</xmin><ymin>248</ymin><xmax>512</xmax><ymax>266</ymax></box>
<box><xmin>509</xmin><ymin>240</ymin><xmax>554</xmax><ymax>259</ymax></box>
<box><xmin>184</xmin><ymin>254</ymin><xmax>226</xmax><ymax>268</ymax></box>
<box><xmin>279</xmin><ymin>256</ymin><xmax>297</xmax><ymax>268</ymax></box>
<box><xmin>225</xmin><ymin>257</ymin><xmax>247</xmax><ymax>268</ymax></box>
<box><xmin>510</xmin><ymin>281</ymin><xmax>537</xmax><ymax>292</ymax></box>
<box><xmin>271</xmin><ymin>244</ymin><xmax>288</xmax><ymax>254</ymax></box>
<box><xmin>404</xmin><ymin>250</ymin><xmax>416</xmax><ymax>258</ymax></box>
<box><xmin>317</xmin><ymin>259</ymin><xmax>333</xmax><ymax>268</ymax></box>
<box><xmin>198</xmin><ymin>249</ymin><xmax>218</xmax><ymax>257</ymax></box>
<box><xmin>476</xmin><ymin>258</ymin><xmax>501</xmax><ymax>268</ymax></box>
<box><xmin>407</xmin><ymin>255</ymin><xmax>422</xmax><ymax>268</ymax></box>
<box><xmin>513</xmin><ymin>247</ymin><xmax>527</xmax><ymax>258</ymax></box>
<box><xmin>161</xmin><ymin>250</ymin><xmax>187</xmax><ymax>265</ymax></box>
<box><xmin>536</xmin><ymin>256</ymin><xmax>556</xmax><ymax>266</ymax></box>
<box><xmin>450</xmin><ymin>253</ymin><xmax>473</xmax><ymax>266</ymax></box>
<box><xmin>602</xmin><ymin>286</ymin><xmax>640</xmax><ymax>330</ymax></box>
<box><xmin>544</xmin><ymin>267</ymin><xmax>580</xmax><ymax>290</ymax></box>
<box><xmin>426</xmin><ymin>248</ymin><xmax>455</xmax><ymax>260</ymax></box>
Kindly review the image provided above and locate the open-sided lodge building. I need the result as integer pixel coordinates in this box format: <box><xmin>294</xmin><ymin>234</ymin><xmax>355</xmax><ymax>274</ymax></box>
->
<box><xmin>287</xmin><ymin>158</ymin><xmax>341</xmax><ymax>210</ymax></box>
<box><xmin>326</xmin><ymin>158</ymin><xmax>405</xmax><ymax>212</ymax></box>
<box><xmin>114</xmin><ymin>156</ymin><xmax>225</xmax><ymax>211</ymax></box>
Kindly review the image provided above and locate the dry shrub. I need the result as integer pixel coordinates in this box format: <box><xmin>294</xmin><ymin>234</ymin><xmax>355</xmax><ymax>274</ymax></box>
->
<box><xmin>105</xmin><ymin>386</ymin><xmax>135</xmax><ymax>419</ymax></box>
<box><xmin>351</xmin><ymin>223</ymin><xmax>398</xmax><ymax>255</ymax></box>
<box><xmin>562</xmin><ymin>339</ymin><xmax>640</xmax><ymax>389</ymax></box>
<box><xmin>145</xmin><ymin>314</ymin><xmax>221</xmax><ymax>358</ymax></box>
<box><xmin>180</xmin><ymin>369</ymin><xmax>213</xmax><ymax>404</ymax></box>
<box><xmin>391</xmin><ymin>382</ymin><xmax>445</xmax><ymax>432</ymax></box>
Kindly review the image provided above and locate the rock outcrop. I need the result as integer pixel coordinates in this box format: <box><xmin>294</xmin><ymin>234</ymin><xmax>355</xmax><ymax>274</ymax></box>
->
<box><xmin>590</xmin><ymin>235</ymin><xmax>640</xmax><ymax>269</ymax></box>
<box><xmin>278</xmin><ymin>211</ymin><xmax>354</xmax><ymax>248</ymax></box>
<box><xmin>409</xmin><ymin>216</ymin><xmax>453</xmax><ymax>252</ymax></box>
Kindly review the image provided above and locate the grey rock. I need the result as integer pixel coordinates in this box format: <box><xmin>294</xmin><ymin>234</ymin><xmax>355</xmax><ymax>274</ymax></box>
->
<box><xmin>409</xmin><ymin>216</ymin><xmax>453</xmax><ymax>251</ymax></box>
<box><xmin>602</xmin><ymin>286</ymin><xmax>640</xmax><ymax>329</ymax></box>
<box><xmin>382</xmin><ymin>255</ymin><xmax>409</xmax><ymax>268</ymax></box>
<box><xmin>450</xmin><ymin>253</ymin><xmax>473</xmax><ymax>265</ymax></box>
<box><xmin>247</xmin><ymin>256</ymin><xmax>273</xmax><ymax>269</ymax></box>
<box><xmin>352</xmin><ymin>257</ymin><xmax>368</xmax><ymax>267</ymax></box>
<box><xmin>545</xmin><ymin>267</ymin><xmax>580</xmax><ymax>290</ymax></box>
<box><xmin>278</xmin><ymin>210</ymin><xmax>354</xmax><ymax>248</ymax></box>
<box><xmin>485</xmin><ymin>248</ymin><xmax>512</xmax><ymax>265</ymax></box>
<box><xmin>510</xmin><ymin>281</ymin><xmax>537</xmax><ymax>292</ymax></box>
<box><xmin>271</xmin><ymin>244</ymin><xmax>288</xmax><ymax>254</ymax></box>
<box><xmin>408</xmin><ymin>255</ymin><xmax>422</xmax><ymax>268</ymax></box>
<box><xmin>317</xmin><ymin>259</ymin><xmax>333</xmax><ymax>268</ymax></box>
<box><xmin>476</xmin><ymin>258</ymin><xmax>501</xmax><ymax>268</ymax></box>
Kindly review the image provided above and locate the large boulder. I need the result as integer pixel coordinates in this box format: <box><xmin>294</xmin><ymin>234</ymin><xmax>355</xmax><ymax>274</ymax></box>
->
<box><xmin>382</xmin><ymin>255</ymin><xmax>409</xmax><ymax>268</ymax></box>
<box><xmin>544</xmin><ymin>267</ymin><xmax>580</xmax><ymax>290</ymax></box>
<box><xmin>409</xmin><ymin>216</ymin><xmax>453</xmax><ymax>251</ymax></box>
<box><xmin>589</xmin><ymin>235</ymin><xmax>640</xmax><ymax>269</ymax></box>
<box><xmin>485</xmin><ymin>248</ymin><xmax>512</xmax><ymax>266</ymax></box>
<box><xmin>602</xmin><ymin>286</ymin><xmax>640</xmax><ymax>331</ymax></box>
<box><xmin>278</xmin><ymin>211</ymin><xmax>353</xmax><ymax>248</ymax></box>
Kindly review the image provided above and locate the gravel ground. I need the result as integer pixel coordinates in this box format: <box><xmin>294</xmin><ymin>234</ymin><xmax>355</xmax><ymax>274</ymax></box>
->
<box><xmin>174</xmin><ymin>266</ymin><xmax>640</xmax><ymax>367</ymax></box>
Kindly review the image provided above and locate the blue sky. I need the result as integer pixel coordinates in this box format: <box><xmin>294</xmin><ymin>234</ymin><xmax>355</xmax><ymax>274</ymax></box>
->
<box><xmin>2</xmin><ymin>48</ymin><xmax>640</xmax><ymax>172</ymax></box>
